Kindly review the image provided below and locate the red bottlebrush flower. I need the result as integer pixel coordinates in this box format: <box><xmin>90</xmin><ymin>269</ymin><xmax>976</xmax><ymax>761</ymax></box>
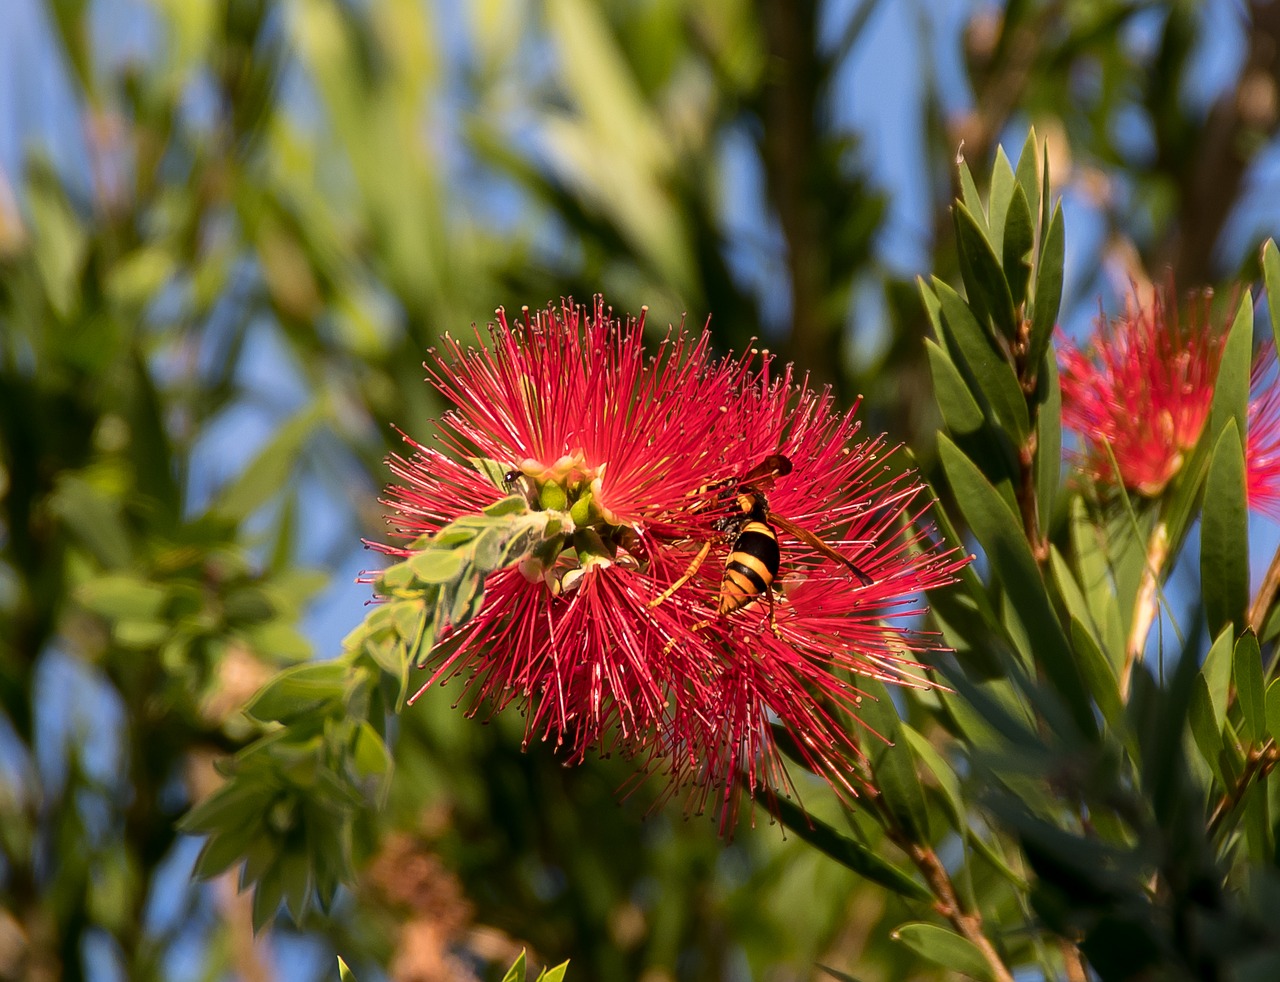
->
<box><xmin>1059</xmin><ymin>286</ymin><xmax>1226</xmax><ymax>497</ymax></box>
<box><xmin>374</xmin><ymin>298</ymin><xmax>967</xmax><ymax>827</ymax></box>
<box><xmin>1248</xmin><ymin>342</ymin><xmax>1280</xmax><ymax>519</ymax></box>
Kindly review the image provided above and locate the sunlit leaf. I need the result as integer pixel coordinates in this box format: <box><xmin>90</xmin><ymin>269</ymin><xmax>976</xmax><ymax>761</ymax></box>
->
<box><xmin>892</xmin><ymin>922</ymin><xmax>996</xmax><ymax>982</ymax></box>
<box><xmin>1234</xmin><ymin>631</ymin><xmax>1266</xmax><ymax>745</ymax></box>
<box><xmin>1201</xmin><ymin>421</ymin><xmax>1248</xmax><ymax>637</ymax></box>
<box><xmin>1027</xmin><ymin>199</ymin><xmax>1064</xmax><ymax>375</ymax></box>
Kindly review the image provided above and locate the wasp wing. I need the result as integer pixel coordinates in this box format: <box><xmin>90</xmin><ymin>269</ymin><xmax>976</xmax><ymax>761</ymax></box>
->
<box><xmin>769</xmin><ymin>512</ymin><xmax>873</xmax><ymax>586</ymax></box>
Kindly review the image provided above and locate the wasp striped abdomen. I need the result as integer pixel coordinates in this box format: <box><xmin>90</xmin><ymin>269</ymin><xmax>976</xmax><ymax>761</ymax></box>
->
<box><xmin>719</xmin><ymin>519</ymin><xmax>780</xmax><ymax>615</ymax></box>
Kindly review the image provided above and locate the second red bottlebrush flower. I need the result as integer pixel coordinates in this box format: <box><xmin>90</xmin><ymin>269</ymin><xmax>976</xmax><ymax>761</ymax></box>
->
<box><xmin>1059</xmin><ymin>284</ymin><xmax>1226</xmax><ymax>498</ymax></box>
<box><xmin>1249</xmin><ymin>342</ymin><xmax>1280</xmax><ymax>519</ymax></box>
<box><xmin>374</xmin><ymin>298</ymin><xmax>967</xmax><ymax>826</ymax></box>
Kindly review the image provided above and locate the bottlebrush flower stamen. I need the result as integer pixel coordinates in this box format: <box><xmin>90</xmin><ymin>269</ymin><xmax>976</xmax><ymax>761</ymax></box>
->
<box><xmin>1059</xmin><ymin>285</ymin><xmax>1225</xmax><ymax>497</ymax></box>
<box><xmin>373</xmin><ymin>298</ymin><xmax>968</xmax><ymax>827</ymax></box>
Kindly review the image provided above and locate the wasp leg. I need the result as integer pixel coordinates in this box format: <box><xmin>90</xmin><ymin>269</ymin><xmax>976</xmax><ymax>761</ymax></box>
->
<box><xmin>647</xmin><ymin>540</ymin><xmax>712</xmax><ymax>608</ymax></box>
<box><xmin>662</xmin><ymin>615</ymin><xmax>714</xmax><ymax>656</ymax></box>
<box><xmin>767</xmin><ymin>586</ymin><xmax>782</xmax><ymax>639</ymax></box>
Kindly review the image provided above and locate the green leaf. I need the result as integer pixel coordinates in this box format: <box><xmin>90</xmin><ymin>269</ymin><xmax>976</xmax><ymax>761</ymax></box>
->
<box><xmin>987</xmin><ymin>146</ymin><xmax>1017</xmax><ymax>253</ymax></box>
<box><xmin>919</xmin><ymin>276</ymin><xmax>944</xmax><ymax>335</ymax></box>
<box><xmin>1002</xmin><ymin>184</ymin><xmax>1034</xmax><ymax>309</ymax></box>
<box><xmin>770</xmin><ymin>797</ymin><xmax>930</xmax><ymax>901</ymax></box>
<box><xmin>1014</xmin><ymin>129</ymin><xmax>1041</xmax><ymax>232</ymax></box>
<box><xmin>858</xmin><ymin>678</ymin><xmax>930</xmax><ymax>839</ymax></box>
<box><xmin>50</xmin><ymin>476</ymin><xmax>132</xmax><ymax>568</ymax></box>
<box><xmin>244</xmin><ymin>663</ymin><xmax>349</xmax><ymax>724</ymax></box>
<box><xmin>1208</xmin><ymin>293</ymin><xmax>1254</xmax><ymax>446</ymax></box>
<box><xmin>278</xmin><ymin>847</ymin><xmax>314</xmax><ymax>922</ymax></box>
<box><xmin>817</xmin><ymin>967</ymin><xmax>864</xmax><ymax>982</ymax></box>
<box><xmin>27</xmin><ymin>162</ymin><xmax>88</xmax><ymax>317</ymax></box>
<box><xmin>350</xmin><ymin>721</ymin><xmax>394</xmax><ymax>797</ymax></box>
<box><xmin>1235</xmin><ymin>631</ymin><xmax>1267</xmax><ymax>744</ymax></box>
<box><xmin>957</xmin><ymin>157</ymin><xmax>987</xmax><ymax>235</ymax></box>
<box><xmin>1035</xmin><ymin>352</ymin><xmax>1061</xmax><ymax>533</ymax></box>
<box><xmin>536</xmin><ymin>962</ymin><xmax>570</xmax><ymax>982</ymax></box>
<box><xmin>502</xmin><ymin>951</ymin><xmax>529</xmax><ymax>982</ymax></box>
<box><xmin>484</xmin><ymin>494</ymin><xmax>532</xmax><ymax>518</ymax></box>
<box><xmin>938</xmin><ymin>435</ymin><xmax>1096</xmax><ymax>737</ymax></box>
<box><xmin>251</xmin><ymin>859</ymin><xmax>286</xmax><ymax>932</ymax></box>
<box><xmin>193</xmin><ymin>821</ymin><xmax>263</xmax><ymax>880</ymax></box>
<box><xmin>1027</xmin><ymin>199</ymin><xmax>1064</xmax><ymax>375</ymax></box>
<box><xmin>1244</xmin><ymin>781</ymin><xmax>1274</xmax><ymax>864</ymax></box>
<box><xmin>213</xmin><ymin>405</ymin><xmax>324</xmax><ymax>522</ymax></box>
<box><xmin>408</xmin><ymin>549</ymin><xmax>466</xmax><ymax>584</ymax></box>
<box><xmin>1266</xmin><ymin>678</ymin><xmax>1280</xmax><ymax>740</ymax></box>
<box><xmin>1263</xmin><ymin>239</ymin><xmax>1280</xmax><ymax>342</ymax></box>
<box><xmin>338</xmin><ymin>956</ymin><xmax>358</xmax><ymax>982</ymax></box>
<box><xmin>77</xmin><ymin>575</ymin><xmax>168</xmax><ymax>620</ymax></box>
<box><xmin>1068</xmin><ymin>498</ymin><xmax>1125</xmax><ymax>667</ymax></box>
<box><xmin>1070</xmin><ymin>617</ymin><xmax>1125</xmax><ymax>737</ymax></box>
<box><xmin>934</xmin><ymin>278</ymin><xmax>1028</xmax><ymax>440</ymax></box>
<box><xmin>1203</xmin><ymin>625</ymin><xmax>1236</xmax><ymax>729</ymax></box>
<box><xmin>1201</xmin><ymin>421</ymin><xmax>1248</xmax><ymax>637</ymax></box>
<box><xmin>1189</xmin><ymin>674</ymin><xmax>1227</xmax><ymax>785</ymax></box>
<box><xmin>925</xmin><ymin>339</ymin><xmax>984</xmax><ymax>435</ymax></box>
<box><xmin>469</xmin><ymin>456</ymin><xmax>511</xmax><ymax>490</ymax></box>
<box><xmin>115</xmin><ymin>620</ymin><xmax>172</xmax><ymax>648</ymax></box>
<box><xmin>245</xmin><ymin>621</ymin><xmax>314</xmax><ymax>663</ymax></box>
<box><xmin>899</xmin><ymin>724</ymin><xmax>964</xmax><ymax>832</ymax></box>
<box><xmin>1039</xmin><ymin>136</ymin><xmax>1053</xmax><ymax>256</ymax></box>
<box><xmin>954</xmin><ymin>202</ymin><xmax>1018</xmax><ymax>341</ymax></box>
<box><xmin>1049</xmin><ymin>548</ymin><xmax>1096</xmax><ymax>639</ymax></box>
<box><xmin>180</xmin><ymin>781</ymin><xmax>273</xmax><ymax>836</ymax></box>
<box><xmin>891</xmin><ymin>922</ymin><xmax>995</xmax><ymax>982</ymax></box>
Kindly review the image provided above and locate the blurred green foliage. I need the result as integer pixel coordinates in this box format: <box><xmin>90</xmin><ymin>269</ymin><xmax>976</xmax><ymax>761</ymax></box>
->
<box><xmin>5</xmin><ymin>1</ymin><xmax>1280</xmax><ymax>980</ymax></box>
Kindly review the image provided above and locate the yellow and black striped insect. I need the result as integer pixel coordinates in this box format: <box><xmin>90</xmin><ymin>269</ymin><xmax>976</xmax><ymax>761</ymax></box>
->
<box><xmin>649</xmin><ymin>454</ymin><xmax>871</xmax><ymax>634</ymax></box>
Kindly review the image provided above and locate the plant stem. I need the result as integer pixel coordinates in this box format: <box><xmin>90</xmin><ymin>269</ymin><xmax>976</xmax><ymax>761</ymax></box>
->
<box><xmin>895</xmin><ymin>835</ymin><xmax>1017</xmax><ymax>982</ymax></box>
<box><xmin>1016</xmin><ymin>433</ymin><xmax>1048</xmax><ymax>564</ymax></box>
<box><xmin>1207</xmin><ymin>738</ymin><xmax>1279</xmax><ymax>841</ymax></box>
<box><xmin>1120</xmin><ymin>520</ymin><xmax>1170</xmax><ymax>700</ymax></box>
<box><xmin>1248</xmin><ymin>540</ymin><xmax>1280</xmax><ymax>639</ymax></box>
<box><xmin>1060</xmin><ymin>938</ymin><xmax>1089</xmax><ymax>982</ymax></box>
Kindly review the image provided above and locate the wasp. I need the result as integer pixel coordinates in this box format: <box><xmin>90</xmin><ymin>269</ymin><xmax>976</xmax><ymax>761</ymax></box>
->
<box><xmin>648</xmin><ymin>453</ymin><xmax>871</xmax><ymax>634</ymax></box>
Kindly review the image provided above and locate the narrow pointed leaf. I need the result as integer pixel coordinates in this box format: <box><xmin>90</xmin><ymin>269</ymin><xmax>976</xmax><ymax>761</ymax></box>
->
<box><xmin>771</xmin><ymin>798</ymin><xmax>930</xmax><ymax>900</ymax></box>
<box><xmin>892</xmin><ymin>922</ymin><xmax>996</xmax><ymax>982</ymax></box>
<box><xmin>1189</xmin><ymin>674</ymin><xmax>1227</xmax><ymax>785</ymax></box>
<box><xmin>1035</xmin><ymin>352</ymin><xmax>1061</xmax><ymax>535</ymax></box>
<box><xmin>1209</xmin><ymin>293</ymin><xmax>1254</xmax><ymax>445</ymax></box>
<box><xmin>1203</xmin><ymin>625</ymin><xmax>1236</xmax><ymax>728</ymax></box>
<box><xmin>957</xmin><ymin>157</ymin><xmax>987</xmax><ymax>234</ymax></box>
<box><xmin>899</xmin><ymin>724</ymin><xmax>965</xmax><ymax>831</ymax></box>
<box><xmin>1235</xmin><ymin>631</ymin><xmax>1267</xmax><ymax>744</ymax></box>
<box><xmin>858</xmin><ymin>678</ymin><xmax>930</xmax><ymax>839</ymax></box>
<box><xmin>938</xmin><ymin>435</ymin><xmax>1096</xmax><ymax>737</ymax></box>
<box><xmin>954</xmin><ymin>202</ymin><xmax>1018</xmax><ymax>341</ymax></box>
<box><xmin>1202</xmin><ymin>421</ymin><xmax>1248</xmax><ymax>637</ymax></box>
<box><xmin>1002</xmin><ymin>184</ymin><xmax>1034</xmax><ymax>308</ymax></box>
<box><xmin>987</xmin><ymin>146</ymin><xmax>1017</xmax><ymax>252</ymax></box>
<box><xmin>1070</xmin><ymin>618</ymin><xmax>1125</xmax><ymax>737</ymax></box>
<box><xmin>213</xmin><ymin>405</ymin><xmax>324</xmax><ymax>522</ymax></box>
<box><xmin>934</xmin><ymin>278</ymin><xmax>1028</xmax><ymax>439</ymax></box>
<box><xmin>1014</xmin><ymin>128</ymin><xmax>1041</xmax><ymax>231</ymax></box>
<box><xmin>925</xmin><ymin>338</ymin><xmax>984</xmax><ymax>434</ymax></box>
<box><xmin>502</xmin><ymin>951</ymin><xmax>529</xmax><ymax>982</ymax></box>
<box><xmin>1028</xmin><ymin>199</ymin><xmax>1064</xmax><ymax>374</ymax></box>
<box><xmin>1263</xmin><ymin>239</ymin><xmax>1280</xmax><ymax>338</ymax></box>
<box><xmin>1266</xmin><ymin>678</ymin><xmax>1280</xmax><ymax>740</ymax></box>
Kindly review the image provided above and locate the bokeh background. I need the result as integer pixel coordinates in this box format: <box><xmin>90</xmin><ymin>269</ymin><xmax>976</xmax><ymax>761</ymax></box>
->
<box><xmin>2</xmin><ymin>1</ymin><xmax>1279</xmax><ymax>979</ymax></box>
